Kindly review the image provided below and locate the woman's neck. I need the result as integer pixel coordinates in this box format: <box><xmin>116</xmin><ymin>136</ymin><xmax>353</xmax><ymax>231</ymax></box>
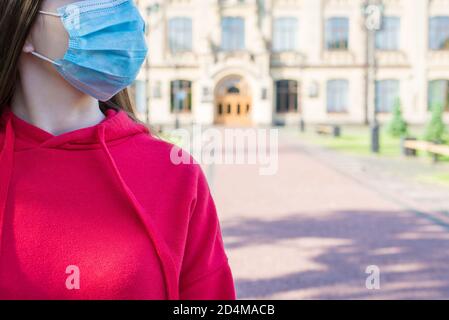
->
<box><xmin>11</xmin><ymin>59</ymin><xmax>105</xmax><ymax>136</ymax></box>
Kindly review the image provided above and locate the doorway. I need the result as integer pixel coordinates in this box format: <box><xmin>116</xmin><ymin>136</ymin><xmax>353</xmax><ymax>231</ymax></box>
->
<box><xmin>215</xmin><ymin>76</ymin><xmax>252</xmax><ymax>126</ymax></box>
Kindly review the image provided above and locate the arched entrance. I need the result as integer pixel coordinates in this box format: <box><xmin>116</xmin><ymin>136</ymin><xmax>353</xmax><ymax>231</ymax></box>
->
<box><xmin>215</xmin><ymin>75</ymin><xmax>252</xmax><ymax>126</ymax></box>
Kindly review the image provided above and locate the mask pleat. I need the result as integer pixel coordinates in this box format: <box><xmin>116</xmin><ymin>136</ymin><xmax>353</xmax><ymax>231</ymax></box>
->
<box><xmin>56</xmin><ymin>61</ymin><xmax>133</xmax><ymax>102</ymax></box>
<box><xmin>65</xmin><ymin>4</ymin><xmax>143</xmax><ymax>37</ymax></box>
<box><xmin>63</xmin><ymin>48</ymin><xmax>146</xmax><ymax>77</ymax></box>
<box><xmin>69</xmin><ymin>22</ymin><xmax>147</xmax><ymax>51</ymax></box>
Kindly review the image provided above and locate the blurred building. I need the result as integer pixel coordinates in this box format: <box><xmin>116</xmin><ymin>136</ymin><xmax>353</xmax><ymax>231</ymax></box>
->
<box><xmin>133</xmin><ymin>0</ymin><xmax>449</xmax><ymax>126</ymax></box>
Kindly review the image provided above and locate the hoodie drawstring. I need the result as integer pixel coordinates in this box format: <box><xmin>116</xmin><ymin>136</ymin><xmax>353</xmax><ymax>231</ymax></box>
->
<box><xmin>0</xmin><ymin>117</ymin><xmax>14</xmax><ymax>254</ymax></box>
<box><xmin>96</xmin><ymin>125</ymin><xmax>179</xmax><ymax>300</ymax></box>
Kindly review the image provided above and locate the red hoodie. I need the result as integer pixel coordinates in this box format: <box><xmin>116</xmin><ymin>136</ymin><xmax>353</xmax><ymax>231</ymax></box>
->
<box><xmin>0</xmin><ymin>107</ymin><xmax>236</xmax><ymax>300</ymax></box>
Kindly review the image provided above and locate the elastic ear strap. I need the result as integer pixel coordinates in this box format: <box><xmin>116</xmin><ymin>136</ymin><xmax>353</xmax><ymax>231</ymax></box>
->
<box><xmin>30</xmin><ymin>51</ymin><xmax>62</xmax><ymax>67</ymax></box>
<box><xmin>39</xmin><ymin>10</ymin><xmax>62</xmax><ymax>17</ymax></box>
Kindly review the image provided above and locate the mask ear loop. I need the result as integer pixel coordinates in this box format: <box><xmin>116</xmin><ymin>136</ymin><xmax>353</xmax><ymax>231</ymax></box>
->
<box><xmin>30</xmin><ymin>51</ymin><xmax>63</xmax><ymax>67</ymax></box>
<box><xmin>39</xmin><ymin>10</ymin><xmax>62</xmax><ymax>17</ymax></box>
<box><xmin>29</xmin><ymin>11</ymin><xmax>64</xmax><ymax>67</ymax></box>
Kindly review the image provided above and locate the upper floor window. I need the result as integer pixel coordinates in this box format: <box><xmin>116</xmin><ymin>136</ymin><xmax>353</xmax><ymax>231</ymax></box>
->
<box><xmin>376</xmin><ymin>17</ymin><xmax>400</xmax><ymax>51</ymax></box>
<box><xmin>325</xmin><ymin>17</ymin><xmax>349</xmax><ymax>50</ymax></box>
<box><xmin>428</xmin><ymin>80</ymin><xmax>449</xmax><ymax>111</ymax></box>
<box><xmin>168</xmin><ymin>17</ymin><xmax>193</xmax><ymax>53</ymax></box>
<box><xmin>221</xmin><ymin>17</ymin><xmax>245</xmax><ymax>51</ymax></box>
<box><xmin>273</xmin><ymin>17</ymin><xmax>298</xmax><ymax>52</ymax></box>
<box><xmin>170</xmin><ymin>80</ymin><xmax>192</xmax><ymax>113</ymax></box>
<box><xmin>327</xmin><ymin>80</ymin><xmax>349</xmax><ymax>113</ymax></box>
<box><xmin>429</xmin><ymin>16</ymin><xmax>449</xmax><ymax>50</ymax></box>
<box><xmin>275</xmin><ymin>80</ymin><xmax>299</xmax><ymax>113</ymax></box>
<box><xmin>375</xmin><ymin>80</ymin><xmax>400</xmax><ymax>113</ymax></box>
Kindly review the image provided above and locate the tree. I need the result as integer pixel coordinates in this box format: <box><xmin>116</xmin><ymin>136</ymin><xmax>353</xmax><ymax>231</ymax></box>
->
<box><xmin>424</xmin><ymin>103</ymin><xmax>448</xmax><ymax>143</ymax></box>
<box><xmin>387</xmin><ymin>99</ymin><xmax>408</xmax><ymax>138</ymax></box>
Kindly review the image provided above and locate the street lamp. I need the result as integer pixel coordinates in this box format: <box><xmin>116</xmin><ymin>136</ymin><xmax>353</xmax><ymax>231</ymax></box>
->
<box><xmin>143</xmin><ymin>2</ymin><xmax>161</xmax><ymax>125</ymax></box>
<box><xmin>364</xmin><ymin>0</ymin><xmax>383</xmax><ymax>153</ymax></box>
<box><xmin>174</xmin><ymin>79</ymin><xmax>184</xmax><ymax>130</ymax></box>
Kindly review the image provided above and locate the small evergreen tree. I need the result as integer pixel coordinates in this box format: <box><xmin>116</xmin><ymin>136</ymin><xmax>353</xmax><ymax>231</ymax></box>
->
<box><xmin>424</xmin><ymin>103</ymin><xmax>447</xmax><ymax>143</ymax></box>
<box><xmin>387</xmin><ymin>99</ymin><xmax>408</xmax><ymax>138</ymax></box>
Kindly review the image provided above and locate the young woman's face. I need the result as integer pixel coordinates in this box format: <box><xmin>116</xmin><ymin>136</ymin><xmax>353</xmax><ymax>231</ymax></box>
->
<box><xmin>18</xmin><ymin>0</ymin><xmax>148</xmax><ymax>102</ymax></box>
<box><xmin>26</xmin><ymin>0</ymin><xmax>78</xmax><ymax>61</ymax></box>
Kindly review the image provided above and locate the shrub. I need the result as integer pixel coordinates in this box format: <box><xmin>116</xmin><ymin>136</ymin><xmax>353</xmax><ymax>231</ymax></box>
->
<box><xmin>424</xmin><ymin>103</ymin><xmax>448</xmax><ymax>143</ymax></box>
<box><xmin>387</xmin><ymin>99</ymin><xmax>408</xmax><ymax>138</ymax></box>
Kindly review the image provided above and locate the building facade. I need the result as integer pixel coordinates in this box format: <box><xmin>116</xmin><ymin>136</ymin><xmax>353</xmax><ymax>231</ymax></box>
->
<box><xmin>133</xmin><ymin>0</ymin><xmax>449</xmax><ymax>126</ymax></box>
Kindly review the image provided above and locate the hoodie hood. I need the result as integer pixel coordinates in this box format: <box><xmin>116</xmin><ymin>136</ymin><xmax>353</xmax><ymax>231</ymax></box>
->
<box><xmin>0</xmin><ymin>107</ymin><xmax>180</xmax><ymax>300</ymax></box>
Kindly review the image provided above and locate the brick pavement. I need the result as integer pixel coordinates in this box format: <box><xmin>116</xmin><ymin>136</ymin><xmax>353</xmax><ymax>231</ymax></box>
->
<box><xmin>206</xmin><ymin>128</ymin><xmax>449</xmax><ymax>299</ymax></box>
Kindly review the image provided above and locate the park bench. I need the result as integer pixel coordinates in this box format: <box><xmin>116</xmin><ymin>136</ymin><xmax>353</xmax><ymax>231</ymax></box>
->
<box><xmin>315</xmin><ymin>124</ymin><xmax>341</xmax><ymax>137</ymax></box>
<box><xmin>402</xmin><ymin>138</ymin><xmax>449</xmax><ymax>162</ymax></box>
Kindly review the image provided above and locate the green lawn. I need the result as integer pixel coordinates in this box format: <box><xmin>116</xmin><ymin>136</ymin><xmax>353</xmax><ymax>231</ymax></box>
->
<box><xmin>417</xmin><ymin>172</ymin><xmax>449</xmax><ymax>187</ymax></box>
<box><xmin>300</xmin><ymin>125</ymin><xmax>448</xmax><ymax>160</ymax></box>
<box><xmin>310</xmin><ymin>130</ymin><xmax>400</xmax><ymax>157</ymax></box>
<box><xmin>298</xmin><ymin>125</ymin><xmax>449</xmax><ymax>187</ymax></box>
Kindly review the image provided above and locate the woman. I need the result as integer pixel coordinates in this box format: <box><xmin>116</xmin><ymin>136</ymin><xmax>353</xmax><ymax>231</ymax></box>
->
<box><xmin>0</xmin><ymin>0</ymin><xmax>236</xmax><ymax>300</ymax></box>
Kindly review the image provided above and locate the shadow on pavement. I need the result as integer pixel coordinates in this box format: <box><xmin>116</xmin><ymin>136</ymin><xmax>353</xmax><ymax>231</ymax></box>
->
<box><xmin>222</xmin><ymin>210</ymin><xmax>449</xmax><ymax>299</ymax></box>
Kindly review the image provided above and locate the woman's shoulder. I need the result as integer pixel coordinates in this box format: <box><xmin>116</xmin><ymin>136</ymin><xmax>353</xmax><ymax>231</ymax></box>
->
<box><xmin>124</xmin><ymin>132</ymin><xmax>210</xmax><ymax>203</ymax></box>
<box><xmin>128</xmin><ymin>131</ymin><xmax>204</xmax><ymax>181</ymax></box>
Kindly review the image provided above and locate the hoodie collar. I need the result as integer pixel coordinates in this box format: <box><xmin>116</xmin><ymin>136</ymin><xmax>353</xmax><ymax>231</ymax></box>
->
<box><xmin>0</xmin><ymin>107</ymin><xmax>149</xmax><ymax>151</ymax></box>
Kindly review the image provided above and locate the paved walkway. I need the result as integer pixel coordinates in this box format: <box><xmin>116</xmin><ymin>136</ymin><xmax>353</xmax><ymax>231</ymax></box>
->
<box><xmin>206</xmin><ymin>128</ymin><xmax>449</xmax><ymax>299</ymax></box>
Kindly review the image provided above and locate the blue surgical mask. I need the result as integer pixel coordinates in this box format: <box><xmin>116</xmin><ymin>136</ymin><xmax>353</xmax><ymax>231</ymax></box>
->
<box><xmin>31</xmin><ymin>0</ymin><xmax>148</xmax><ymax>102</ymax></box>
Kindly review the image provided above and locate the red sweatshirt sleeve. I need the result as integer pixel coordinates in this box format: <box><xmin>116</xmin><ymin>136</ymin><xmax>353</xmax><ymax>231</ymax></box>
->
<box><xmin>179</xmin><ymin>166</ymin><xmax>236</xmax><ymax>300</ymax></box>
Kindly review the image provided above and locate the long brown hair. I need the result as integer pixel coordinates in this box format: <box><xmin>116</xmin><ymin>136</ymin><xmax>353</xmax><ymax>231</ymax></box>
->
<box><xmin>0</xmin><ymin>0</ymin><xmax>138</xmax><ymax>119</ymax></box>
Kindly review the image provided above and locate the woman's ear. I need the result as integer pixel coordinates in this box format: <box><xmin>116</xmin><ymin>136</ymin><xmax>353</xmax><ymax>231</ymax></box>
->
<box><xmin>23</xmin><ymin>38</ymin><xmax>35</xmax><ymax>54</ymax></box>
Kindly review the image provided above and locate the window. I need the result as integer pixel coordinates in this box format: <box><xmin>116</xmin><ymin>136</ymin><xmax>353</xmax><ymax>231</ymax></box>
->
<box><xmin>170</xmin><ymin>80</ymin><xmax>192</xmax><ymax>113</ymax></box>
<box><xmin>221</xmin><ymin>17</ymin><xmax>245</xmax><ymax>51</ymax></box>
<box><xmin>327</xmin><ymin>80</ymin><xmax>349</xmax><ymax>113</ymax></box>
<box><xmin>375</xmin><ymin>80</ymin><xmax>400</xmax><ymax>113</ymax></box>
<box><xmin>276</xmin><ymin>80</ymin><xmax>299</xmax><ymax>113</ymax></box>
<box><xmin>429</xmin><ymin>16</ymin><xmax>449</xmax><ymax>50</ymax></box>
<box><xmin>273</xmin><ymin>17</ymin><xmax>298</xmax><ymax>52</ymax></box>
<box><xmin>325</xmin><ymin>17</ymin><xmax>349</xmax><ymax>50</ymax></box>
<box><xmin>376</xmin><ymin>17</ymin><xmax>400</xmax><ymax>51</ymax></box>
<box><xmin>428</xmin><ymin>80</ymin><xmax>449</xmax><ymax>111</ymax></box>
<box><xmin>168</xmin><ymin>17</ymin><xmax>192</xmax><ymax>53</ymax></box>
